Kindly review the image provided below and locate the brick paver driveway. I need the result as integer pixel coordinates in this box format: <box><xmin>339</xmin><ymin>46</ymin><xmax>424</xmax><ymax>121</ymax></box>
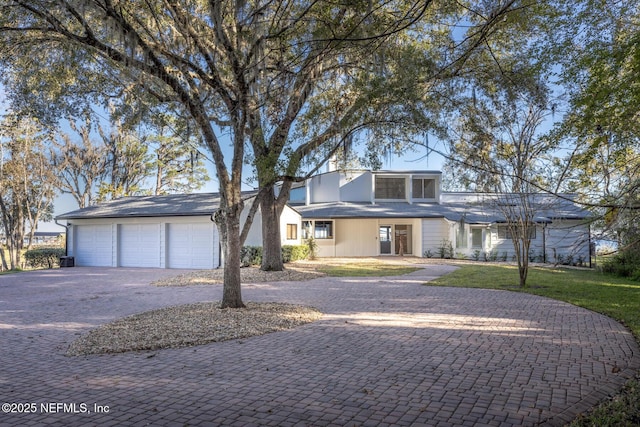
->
<box><xmin>1</xmin><ymin>264</ymin><xmax>638</xmax><ymax>426</ymax></box>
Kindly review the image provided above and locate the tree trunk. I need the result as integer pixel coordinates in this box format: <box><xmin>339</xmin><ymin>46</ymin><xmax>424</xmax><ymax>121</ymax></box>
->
<box><xmin>515</xmin><ymin>238</ymin><xmax>530</xmax><ymax>288</ymax></box>
<box><xmin>260</xmin><ymin>187</ymin><xmax>284</xmax><ymax>271</ymax></box>
<box><xmin>518</xmin><ymin>256</ymin><xmax>529</xmax><ymax>287</ymax></box>
<box><xmin>0</xmin><ymin>245</ymin><xmax>8</xmax><ymax>271</ymax></box>
<box><xmin>221</xmin><ymin>219</ymin><xmax>244</xmax><ymax>308</ymax></box>
<box><xmin>214</xmin><ymin>195</ymin><xmax>246</xmax><ymax>309</ymax></box>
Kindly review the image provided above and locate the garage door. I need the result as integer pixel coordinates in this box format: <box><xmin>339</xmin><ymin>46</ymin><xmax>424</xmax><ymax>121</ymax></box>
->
<box><xmin>118</xmin><ymin>224</ymin><xmax>161</xmax><ymax>268</ymax></box>
<box><xmin>167</xmin><ymin>223</ymin><xmax>218</xmax><ymax>269</ymax></box>
<box><xmin>75</xmin><ymin>225</ymin><xmax>113</xmax><ymax>267</ymax></box>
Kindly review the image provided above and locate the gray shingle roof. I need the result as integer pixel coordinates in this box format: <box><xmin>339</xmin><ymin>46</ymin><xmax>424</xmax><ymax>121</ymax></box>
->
<box><xmin>57</xmin><ymin>190</ymin><xmax>590</xmax><ymax>223</ymax></box>
<box><xmin>57</xmin><ymin>192</ymin><xmax>255</xmax><ymax>219</ymax></box>
<box><xmin>294</xmin><ymin>193</ymin><xmax>590</xmax><ymax>223</ymax></box>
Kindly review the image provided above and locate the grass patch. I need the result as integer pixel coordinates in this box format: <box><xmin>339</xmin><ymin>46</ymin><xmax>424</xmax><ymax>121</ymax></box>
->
<box><xmin>0</xmin><ymin>270</ymin><xmax>21</xmax><ymax>275</ymax></box>
<box><xmin>570</xmin><ymin>378</ymin><xmax>640</xmax><ymax>427</ymax></box>
<box><xmin>428</xmin><ymin>264</ymin><xmax>640</xmax><ymax>425</ymax></box>
<box><xmin>428</xmin><ymin>265</ymin><xmax>640</xmax><ymax>338</ymax></box>
<box><xmin>317</xmin><ymin>263</ymin><xmax>421</xmax><ymax>277</ymax></box>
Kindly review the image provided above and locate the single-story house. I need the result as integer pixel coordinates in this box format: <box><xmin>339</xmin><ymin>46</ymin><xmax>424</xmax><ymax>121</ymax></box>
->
<box><xmin>56</xmin><ymin>192</ymin><xmax>301</xmax><ymax>269</ymax></box>
<box><xmin>56</xmin><ymin>170</ymin><xmax>592</xmax><ymax>268</ymax></box>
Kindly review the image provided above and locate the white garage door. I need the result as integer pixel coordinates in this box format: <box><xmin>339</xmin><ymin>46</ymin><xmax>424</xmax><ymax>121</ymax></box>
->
<box><xmin>75</xmin><ymin>225</ymin><xmax>113</xmax><ymax>267</ymax></box>
<box><xmin>119</xmin><ymin>224</ymin><xmax>161</xmax><ymax>268</ymax></box>
<box><xmin>167</xmin><ymin>223</ymin><xmax>218</xmax><ymax>269</ymax></box>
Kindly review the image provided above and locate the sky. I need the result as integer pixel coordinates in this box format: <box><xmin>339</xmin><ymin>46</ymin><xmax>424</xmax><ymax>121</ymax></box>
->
<box><xmin>37</xmin><ymin>144</ymin><xmax>447</xmax><ymax>232</ymax></box>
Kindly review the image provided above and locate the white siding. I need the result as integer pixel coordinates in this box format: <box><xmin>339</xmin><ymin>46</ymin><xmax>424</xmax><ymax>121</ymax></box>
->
<box><xmin>281</xmin><ymin>206</ymin><xmax>302</xmax><ymax>246</ymax></box>
<box><xmin>309</xmin><ymin>172</ymin><xmax>341</xmax><ymax>203</ymax></box>
<box><xmin>339</xmin><ymin>171</ymin><xmax>372</xmax><ymax>202</ymax></box>
<box><xmin>119</xmin><ymin>223</ymin><xmax>162</xmax><ymax>267</ymax></box>
<box><xmin>546</xmin><ymin>220</ymin><xmax>590</xmax><ymax>263</ymax></box>
<box><xmin>489</xmin><ymin>225</ymin><xmax>544</xmax><ymax>261</ymax></box>
<box><xmin>242</xmin><ymin>199</ymin><xmax>263</xmax><ymax>247</ymax></box>
<box><xmin>421</xmin><ymin>218</ymin><xmax>450</xmax><ymax>257</ymax></box>
<box><xmin>74</xmin><ymin>224</ymin><xmax>113</xmax><ymax>267</ymax></box>
<box><xmin>240</xmin><ymin>200</ymin><xmax>302</xmax><ymax>247</ymax></box>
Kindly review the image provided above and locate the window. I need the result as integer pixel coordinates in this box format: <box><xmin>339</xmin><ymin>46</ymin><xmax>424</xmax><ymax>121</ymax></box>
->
<box><xmin>301</xmin><ymin>220</ymin><xmax>333</xmax><ymax>239</ymax></box>
<box><xmin>456</xmin><ymin>224</ymin><xmax>467</xmax><ymax>248</ymax></box>
<box><xmin>314</xmin><ymin>221</ymin><xmax>333</xmax><ymax>239</ymax></box>
<box><xmin>286</xmin><ymin>224</ymin><xmax>297</xmax><ymax>240</ymax></box>
<box><xmin>412</xmin><ymin>178</ymin><xmax>436</xmax><ymax>199</ymax></box>
<box><xmin>302</xmin><ymin>221</ymin><xmax>313</xmax><ymax>239</ymax></box>
<box><xmin>471</xmin><ymin>229</ymin><xmax>483</xmax><ymax>248</ymax></box>
<box><xmin>375</xmin><ymin>177</ymin><xmax>405</xmax><ymax>199</ymax></box>
<box><xmin>498</xmin><ymin>225</ymin><xmax>536</xmax><ymax>240</ymax></box>
<box><xmin>288</xmin><ymin>187</ymin><xmax>306</xmax><ymax>203</ymax></box>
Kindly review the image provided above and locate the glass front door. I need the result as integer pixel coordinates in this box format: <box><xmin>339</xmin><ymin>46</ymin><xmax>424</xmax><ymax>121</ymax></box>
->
<box><xmin>379</xmin><ymin>226</ymin><xmax>392</xmax><ymax>255</ymax></box>
<box><xmin>395</xmin><ymin>225</ymin><xmax>412</xmax><ymax>255</ymax></box>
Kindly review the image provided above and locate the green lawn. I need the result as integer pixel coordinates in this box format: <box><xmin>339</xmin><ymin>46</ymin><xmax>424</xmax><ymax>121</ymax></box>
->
<box><xmin>317</xmin><ymin>263</ymin><xmax>421</xmax><ymax>277</ymax></box>
<box><xmin>428</xmin><ymin>264</ymin><xmax>640</xmax><ymax>339</ymax></box>
<box><xmin>427</xmin><ymin>264</ymin><xmax>640</xmax><ymax>426</ymax></box>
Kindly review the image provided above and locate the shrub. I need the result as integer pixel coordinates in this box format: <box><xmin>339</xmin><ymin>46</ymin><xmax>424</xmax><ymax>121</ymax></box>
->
<box><xmin>24</xmin><ymin>247</ymin><xmax>66</xmax><ymax>269</ymax></box>
<box><xmin>304</xmin><ymin>237</ymin><xmax>318</xmax><ymax>260</ymax></box>
<box><xmin>601</xmin><ymin>249</ymin><xmax>640</xmax><ymax>281</ymax></box>
<box><xmin>240</xmin><ymin>246</ymin><xmax>263</xmax><ymax>267</ymax></box>
<box><xmin>281</xmin><ymin>245</ymin><xmax>293</xmax><ymax>263</ymax></box>
<box><xmin>241</xmin><ymin>244</ymin><xmax>310</xmax><ymax>266</ymax></box>
<box><xmin>471</xmin><ymin>249</ymin><xmax>481</xmax><ymax>261</ymax></box>
<box><xmin>438</xmin><ymin>239</ymin><xmax>453</xmax><ymax>259</ymax></box>
<box><xmin>282</xmin><ymin>245</ymin><xmax>309</xmax><ymax>263</ymax></box>
<box><xmin>424</xmin><ymin>249</ymin><xmax>433</xmax><ymax>258</ymax></box>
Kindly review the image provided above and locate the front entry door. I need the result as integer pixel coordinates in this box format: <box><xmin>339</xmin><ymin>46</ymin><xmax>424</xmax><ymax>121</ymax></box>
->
<box><xmin>379</xmin><ymin>226</ymin><xmax>392</xmax><ymax>255</ymax></box>
<box><xmin>395</xmin><ymin>225</ymin><xmax>412</xmax><ymax>255</ymax></box>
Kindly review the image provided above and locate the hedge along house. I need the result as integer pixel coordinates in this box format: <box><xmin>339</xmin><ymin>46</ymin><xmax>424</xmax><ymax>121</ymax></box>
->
<box><xmin>289</xmin><ymin>170</ymin><xmax>592</xmax><ymax>263</ymax></box>
<box><xmin>56</xmin><ymin>192</ymin><xmax>302</xmax><ymax>269</ymax></box>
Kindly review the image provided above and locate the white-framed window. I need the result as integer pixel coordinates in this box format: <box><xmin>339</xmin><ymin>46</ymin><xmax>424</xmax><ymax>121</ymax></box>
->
<box><xmin>375</xmin><ymin>177</ymin><xmax>406</xmax><ymax>200</ymax></box>
<box><xmin>286</xmin><ymin>224</ymin><xmax>297</xmax><ymax>240</ymax></box>
<box><xmin>471</xmin><ymin>228</ymin><xmax>483</xmax><ymax>248</ymax></box>
<box><xmin>302</xmin><ymin>220</ymin><xmax>334</xmax><ymax>239</ymax></box>
<box><xmin>412</xmin><ymin>178</ymin><xmax>436</xmax><ymax>199</ymax></box>
<box><xmin>456</xmin><ymin>224</ymin><xmax>467</xmax><ymax>248</ymax></box>
<box><xmin>314</xmin><ymin>221</ymin><xmax>333</xmax><ymax>239</ymax></box>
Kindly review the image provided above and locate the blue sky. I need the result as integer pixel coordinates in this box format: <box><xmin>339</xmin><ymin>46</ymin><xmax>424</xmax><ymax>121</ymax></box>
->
<box><xmin>36</xmin><ymin>134</ymin><xmax>447</xmax><ymax>232</ymax></box>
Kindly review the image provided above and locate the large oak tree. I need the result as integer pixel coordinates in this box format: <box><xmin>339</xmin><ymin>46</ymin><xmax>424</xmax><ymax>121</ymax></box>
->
<box><xmin>0</xmin><ymin>0</ymin><xmax>533</xmax><ymax>305</ymax></box>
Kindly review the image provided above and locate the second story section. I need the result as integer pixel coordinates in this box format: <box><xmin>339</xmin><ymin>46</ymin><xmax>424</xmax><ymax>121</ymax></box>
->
<box><xmin>289</xmin><ymin>170</ymin><xmax>442</xmax><ymax>205</ymax></box>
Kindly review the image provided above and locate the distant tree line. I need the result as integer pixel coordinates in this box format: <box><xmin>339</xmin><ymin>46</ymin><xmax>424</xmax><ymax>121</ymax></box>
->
<box><xmin>0</xmin><ymin>109</ymin><xmax>209</xmax><ymax>271</ymax></box>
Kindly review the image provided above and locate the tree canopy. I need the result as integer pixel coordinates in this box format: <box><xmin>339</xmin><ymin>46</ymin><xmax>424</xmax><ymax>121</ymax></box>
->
<box><xmin>0</xmin><ymin>114</ymin><xmax>57</xmax><ymax>270</ymax></box>
<box><xmin>0</xmin><ymin>0</ymin><xmax>536</xmax><ymax>305</ymax></box>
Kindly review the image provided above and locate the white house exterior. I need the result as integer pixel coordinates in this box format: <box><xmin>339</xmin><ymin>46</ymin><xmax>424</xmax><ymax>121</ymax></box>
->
<box><xmin>290</xmin><ymin>170</ymin><xmax>591</xmax><ymax>264</ymax></box>
<box><xmin>57</xmin><ymin>192</ymin><xmax>301</xmax><ymax>269</ymax></box>
<box><xmin>57</xmin><ymin>169</ymin><xmax>592</xmax><ymax>268</ymax></box>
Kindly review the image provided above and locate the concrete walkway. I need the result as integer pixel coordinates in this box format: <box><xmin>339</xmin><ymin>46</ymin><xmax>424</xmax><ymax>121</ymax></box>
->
<box><xmin>0</xmin><ymin>265</ymin><xmax>638</xmax><ymax>426</ymax></box>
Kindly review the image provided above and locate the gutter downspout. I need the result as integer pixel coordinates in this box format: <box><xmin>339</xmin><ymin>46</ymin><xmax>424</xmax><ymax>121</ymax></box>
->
<box><xmin>587</xmin><ymin>223</ymin><xmax>597</xmax><ymax>268</ymax></box>
<box><xmin>54</xmin><ymin>219</ymin><xmax>71</xmax><ymax>256</ymax></box>
<box><xmin>210</xmin><ymin>211</ymin><xmax>222</xmax><ymax>269</ymax></box>
<box><xmin>542</xmin><ymin>222</ymin><xmax>547</xmax><ymax>264</ymax></box>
